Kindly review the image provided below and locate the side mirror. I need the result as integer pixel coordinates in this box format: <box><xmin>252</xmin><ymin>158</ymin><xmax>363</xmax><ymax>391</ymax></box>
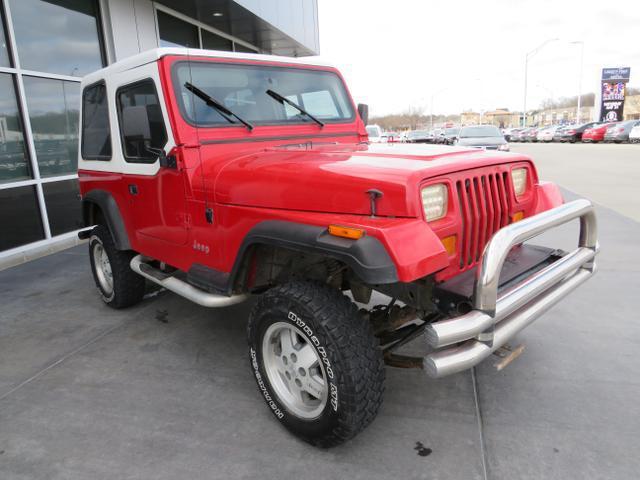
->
<box><xmin>357</xmin><ymin>103</ymin><xmax>369</xmax><ymax>126</ymax></box>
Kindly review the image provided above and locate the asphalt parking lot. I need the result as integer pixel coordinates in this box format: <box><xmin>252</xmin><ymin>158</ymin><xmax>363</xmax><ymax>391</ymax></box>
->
<box><xmin>511</xmin><ymin>142</ymin><xmax>640</xmax><ymax>222</ymax></box>
<box><xmin>1</xmin><ymin>144</ymin><xmax>639</xmax><ymax>479</ymax></box>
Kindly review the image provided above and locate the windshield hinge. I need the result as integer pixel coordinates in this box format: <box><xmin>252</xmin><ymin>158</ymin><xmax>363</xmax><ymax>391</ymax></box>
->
<box><xmin>205</xmin><ymin>208</ymin><xmax>214</xmax><ymax>224</ymax></box>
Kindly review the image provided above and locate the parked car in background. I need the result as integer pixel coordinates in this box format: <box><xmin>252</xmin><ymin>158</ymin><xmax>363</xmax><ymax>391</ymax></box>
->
<box><xmin>510</xmin><ymin>128</ymin><xmax>528</xmax><ymax>142</ymax></box>
<box><xmin>382</xmin><ymin>131</ymin><xmax>401</xmax><ymax>143</ymax></box>
<box><xmin>629</xmin><ymin>124</ymin><xmax>640</xmax><ymax>144</ymax></box>
<box><xmin>406</xmin><ymin>130</ymin><xmax>433</xmax><ymax>143</ymax></box>
<box><xmin>537</xmin><ymin>126</ymin><xmax>559</xmax><ymax>143</ymax></box>
<box><xmin>442</xmin><ymin>127</ymin><xmax>460</xmax><ymax>145</ymax></box>
<box><xmin>603</xmin><ymin>120</ymin><xmax>640</xmax><ymax>143</ymax></box>
<box><xmin>366</xmin><ymin>124</ymin><xmax>384</xmax><ymax>143</ymax></box>
<box><xmin>432</xmin><ymin>128</ymin><xmax>445</xmax><ymax>143</ymax></box>
<box><xmin>582</xmin><ymin>123</ymin><xmax>615</xmax><ymax>143</ymax></box>
<box><xmin>522</xmin><ymin>128</ymin><xmax>539</xmax><ymax>142</ymax></box>
<box><xmin>551</xmin><ymin>125</ymin><xmax>570</xmax><ymax>142</ymax></box>
<box><xmin>553</xmin><ymin>122</ymin><xmax>596</xmax><ymax>143</ymax></box>
<box><xmin>503</xmin><ymin>128</ymin><xmax>521</xmax><ymax>141</ymax></box>
<box><xmin>454</xmin><ymin>124</ymin><xmax>509</xmax><ymax>151</ymax></box>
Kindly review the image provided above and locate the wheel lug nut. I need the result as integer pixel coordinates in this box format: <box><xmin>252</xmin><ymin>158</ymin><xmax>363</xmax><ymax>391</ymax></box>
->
<box><xmin>290</xmin><ymin>353</ymin><xmax>297</xmax><ymax>363</ymax></box>
<box><xmin>294</xmin><ymin>378</ymin><xmax>302</xmax><ymax>388</ymax></box>
<box><xmin>285</xmin><ymin>371</ymin><xmax>291</xmax><ymax>380</ymax></box>
<box><xmin>298</xmin><ymin>368</ymin><xmax>306</xmax><ymax>376</ymax></box>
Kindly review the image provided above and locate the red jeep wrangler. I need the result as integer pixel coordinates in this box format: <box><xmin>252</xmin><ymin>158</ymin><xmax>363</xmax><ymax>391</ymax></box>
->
<box><xmin>77</xmin><ymin>48</ymin><xmax>598</xmax><ymax>447</ymax></box>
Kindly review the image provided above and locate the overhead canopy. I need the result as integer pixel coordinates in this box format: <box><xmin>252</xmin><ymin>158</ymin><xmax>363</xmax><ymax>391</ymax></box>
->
<box><xmin>156</xmin><ymin>0</ymin><xmax>319</xmax><ymax>57</ymax></box>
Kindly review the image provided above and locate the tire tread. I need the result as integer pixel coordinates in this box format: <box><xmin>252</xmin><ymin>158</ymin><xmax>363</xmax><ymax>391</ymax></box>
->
<box><xmin>248</xmin><ymin>281</ymin><xmax>385</xmax><ymax>447</ymax></box>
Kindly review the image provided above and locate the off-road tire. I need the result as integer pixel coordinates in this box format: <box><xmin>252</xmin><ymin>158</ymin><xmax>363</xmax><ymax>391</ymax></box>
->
<box><xmin>247</xmin><ymin>281</ymin><xmax>385</xmax><ymax>447</ymax></box>
<box><xmin>88</xmin><ymin>225</ymin><xmax>145</xmax><ymax>309</ymax></box>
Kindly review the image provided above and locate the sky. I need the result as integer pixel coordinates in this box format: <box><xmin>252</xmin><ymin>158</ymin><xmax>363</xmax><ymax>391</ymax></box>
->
<box><xmin>315</xmin><ymin>0</ymin><xmax>640</xmax><ymax>117</ymax></box>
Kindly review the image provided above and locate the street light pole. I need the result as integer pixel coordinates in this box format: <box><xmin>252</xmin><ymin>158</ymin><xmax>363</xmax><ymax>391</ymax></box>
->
<box><xmin>570</xmin><ymin>41</ymin><xmax>585</xmax><ymax>124</ymax></box>
<box><xmin>522</xmin><ymin>38</ymin><xmax>558</xmax><ymax>127</ymax></box>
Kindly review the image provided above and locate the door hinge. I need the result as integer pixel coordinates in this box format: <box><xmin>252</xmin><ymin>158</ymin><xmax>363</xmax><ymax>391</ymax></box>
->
<box><xmin>205</xmin><ymin>208</ymin><xmax>214</xmax><ymax>224</ymax></box>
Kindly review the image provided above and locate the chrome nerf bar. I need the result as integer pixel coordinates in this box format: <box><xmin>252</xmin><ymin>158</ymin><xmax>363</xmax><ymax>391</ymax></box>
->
<box><xmin>424</xmin><ymin>199</ymin><xmax>598</xmax><ymax>378</ymax></box>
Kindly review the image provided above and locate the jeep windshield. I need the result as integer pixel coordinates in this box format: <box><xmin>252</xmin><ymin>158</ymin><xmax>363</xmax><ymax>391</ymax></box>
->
<box><xmin>173</xmin><ymin>61</ymin><xmax>355</xmax><ymax>127</ymax></box>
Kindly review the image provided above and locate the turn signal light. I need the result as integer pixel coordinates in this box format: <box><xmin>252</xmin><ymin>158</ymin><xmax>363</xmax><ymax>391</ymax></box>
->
<box><xmin>328</xmin><ymin>225</ymin><xmax>365</xmax><ymax>240</ymax></box>
<box><xmin>441</xmin><ymin>235</ymin><xmax>457</xmax><ymax>255</ymax></box>
<box><xmin>511</xmin><ymin>211</ymin><xmax>524</xmax><ymax>223</ymax></box>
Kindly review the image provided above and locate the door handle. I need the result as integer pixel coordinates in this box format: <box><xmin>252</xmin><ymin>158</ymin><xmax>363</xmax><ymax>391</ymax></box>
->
<box><xmin>128</xmin><ymin>184</ymin><xmax>138</xmax><ymax>195</ymax></box>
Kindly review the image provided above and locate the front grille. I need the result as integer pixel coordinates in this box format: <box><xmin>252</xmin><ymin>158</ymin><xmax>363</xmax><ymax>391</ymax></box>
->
<box><xmin>455</xmin><ymin>172</ymin><xmax>512</xmax><ymax>270</ymax></box>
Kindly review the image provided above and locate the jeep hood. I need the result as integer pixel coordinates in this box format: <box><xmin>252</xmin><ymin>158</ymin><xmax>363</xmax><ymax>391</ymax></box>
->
<box><xmin>214</xmin><ymin>143</ymin><xmax>530</xmax><ymax>218</ymax></box>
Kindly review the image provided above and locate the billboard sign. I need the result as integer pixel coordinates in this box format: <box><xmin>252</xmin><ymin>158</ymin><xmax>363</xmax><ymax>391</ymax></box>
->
<box><xmin>602</xmin><ymin>67</ymin><xmax>631</xmax><ymax>81</ymax></box>
<box><xmin>600</xmin><ymin>67</ymin><xmax>631</xmax><ymax>122</ymax></box>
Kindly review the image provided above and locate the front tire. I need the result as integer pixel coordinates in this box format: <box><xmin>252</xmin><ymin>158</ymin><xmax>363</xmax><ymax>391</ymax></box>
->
<box><xmin>89</xmin><ymin>225</ymin><xmax>145</xmax><ymax>309</ymax></box>
<box><xmin>247</xmin><ymin>281</ymin><xmax>385</xmax><ymax>447</ymax></box>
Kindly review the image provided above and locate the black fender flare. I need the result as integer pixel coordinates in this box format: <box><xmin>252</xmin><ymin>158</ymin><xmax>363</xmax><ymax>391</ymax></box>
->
<box><xmin>81</xmin><ymin>190</ymin><xmax>131</xmax><ymax>250</ymax></box>
<box><xmin>229</xmin><ymin>220</ymin><xmax>398</xmax><ymax>288</ymax></box>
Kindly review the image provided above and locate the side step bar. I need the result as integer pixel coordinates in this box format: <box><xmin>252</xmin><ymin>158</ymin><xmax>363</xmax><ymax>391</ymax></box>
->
<box><xmin>130</xmin><ymin>255</ymin><xmax>248</xmax><ymax>308</ymax></box>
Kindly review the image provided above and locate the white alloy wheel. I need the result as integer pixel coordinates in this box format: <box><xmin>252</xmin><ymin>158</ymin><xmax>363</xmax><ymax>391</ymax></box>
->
<box><xmin>261</xmin><ymin>322</ymin><xmax>328</xmax><ymax>419</ymax></box>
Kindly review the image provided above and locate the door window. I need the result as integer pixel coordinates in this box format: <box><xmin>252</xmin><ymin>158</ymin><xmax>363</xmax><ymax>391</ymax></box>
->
<box><xmin>81</xmin><ymin>82</ymin><xmax>111</xmax><ymax>160</ymax></box>
<box><xmin>117</xmin><ymin>79</ymin><xmax>167</xmax><ymax>163</ymax></box>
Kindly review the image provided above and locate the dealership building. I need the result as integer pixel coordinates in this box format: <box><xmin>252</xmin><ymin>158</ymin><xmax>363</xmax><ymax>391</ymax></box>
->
<box><xmin>0</xmin><ymin>0</ymin><xmax>319</xmax><ymax>266</ymax></box>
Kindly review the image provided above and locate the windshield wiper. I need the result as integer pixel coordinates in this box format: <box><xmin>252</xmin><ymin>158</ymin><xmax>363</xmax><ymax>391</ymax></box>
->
<box><xmin>184</xmin><ymin>82</ymin><xmax>253</xmax><ymax>130</ymax></box>
<box><xmin>265</xmin><ymin>89</ymin><xmax>324</xmax><ymax>128</ymax></box>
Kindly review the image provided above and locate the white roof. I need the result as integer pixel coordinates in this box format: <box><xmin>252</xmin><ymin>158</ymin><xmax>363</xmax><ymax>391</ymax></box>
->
<box><xmin>82</xmin><ymin>47</ymin><xmax>334</xmax><ymax>84</ymax></box>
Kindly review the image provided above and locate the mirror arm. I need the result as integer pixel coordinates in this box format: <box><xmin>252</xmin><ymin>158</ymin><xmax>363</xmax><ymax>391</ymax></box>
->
<box><xmin>145</xmin><ymin>146</ymin><xmax>177</xmax><ymax>169</ymax></box>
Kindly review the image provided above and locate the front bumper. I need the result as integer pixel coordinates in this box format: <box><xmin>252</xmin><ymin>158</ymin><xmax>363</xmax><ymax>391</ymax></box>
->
<box><xmin>423</xmin><ymin>199</ymin><xmax>598</xmax><ymax>378</ymax></box>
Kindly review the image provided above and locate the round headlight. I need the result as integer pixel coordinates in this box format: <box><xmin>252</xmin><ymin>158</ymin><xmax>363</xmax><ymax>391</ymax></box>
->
<box><xmin>422</xmin><ymin>184</ymin><xmax>448</xmax><ymax>222</ymax></box>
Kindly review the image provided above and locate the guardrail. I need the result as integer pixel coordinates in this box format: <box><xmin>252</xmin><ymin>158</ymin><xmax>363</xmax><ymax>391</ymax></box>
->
<box><xmin>424</xmin><ymin>199</ymin><xmax>598</xmax><ymax>378</ymax></box>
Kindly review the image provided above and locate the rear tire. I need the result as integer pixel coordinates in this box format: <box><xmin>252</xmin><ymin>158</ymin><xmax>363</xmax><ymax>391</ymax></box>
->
<box><xmin>247</xmin><ymin>281</ymin><xmax>385</xmax><ymax>447</ymax></box>
<box><xmin>89</xmin><ymin>225</ymin><xmax>145</xmax><ymax>309</ymax></box>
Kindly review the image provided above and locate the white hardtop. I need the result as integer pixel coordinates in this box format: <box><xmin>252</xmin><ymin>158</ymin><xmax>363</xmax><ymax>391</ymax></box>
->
<box><xmin>81</xmin><ymin>47</ymin><xmax>335</xmax><ymax>86</ymax></box>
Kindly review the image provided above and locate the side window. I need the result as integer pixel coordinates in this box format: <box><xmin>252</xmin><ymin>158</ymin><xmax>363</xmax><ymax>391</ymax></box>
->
<box><xmin>117</xmin><ymin>79</ymin><xmax>167</xmax><ymax>163</ymax></box>
<box><xmin>81</xmin><ymin>82</ymin><xmax>111</xmax><ymax>160</ymax></box>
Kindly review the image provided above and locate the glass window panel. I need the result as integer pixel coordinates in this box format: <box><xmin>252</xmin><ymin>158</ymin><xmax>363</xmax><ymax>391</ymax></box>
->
<box><xmin>23</xmin><ymin>76</ymin><xmax>80</xmax><ymax>177</ymax></box>
<box><xmin>117</xmin><ymin>80</ymin><xmax>167</xmax><ymax>163</ymax></box>
<box><xmin>301</xmin><ymin>90</ymin><xmax>340</xmax><ymax>117</ymax></box>
<box><xmin>0</xmin><ymin>6</ymin><xmax>10</xmax><ymax>67</ymax></box>
<box><xmin>81</xmin><ymin>82</ymin><xmax>111</xmax><ymax>160</ymax></box>
<box><xmin>0</xmin><ymin>185</ymin><xmax>44</xmax><ymax>251</ymax></box>
<box><xmin>201</xmin><ymin>30</ymin><xmax>232</xmax><ymax>51</ymax></box>
<box><xmin>158</xmin><ymin>11</ymin><xmax>199</xmax><ymax>48</ymax></box>
<box><xmin>173</xmin><ymin>62</ymin><xmax>355</xmax><ymax>126</ymax></box>
<box><xmin>43</xmin><ymin>179</ymin><xmax>82</xmax><ymax>236</ymax></box>
<box><xmin>233</xmin><ymin>43</ymin><xmax>257</xmax><ymax>53</ymax></box>
<box><xmin>0</xmin><ymin>73</ymin><xmax>30</xmax><ymax>183</ymax></box>
<box><xmin>9</xmin><ymin>0</ymin><xmax>103</xmax><ymax>76</ymax></box>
